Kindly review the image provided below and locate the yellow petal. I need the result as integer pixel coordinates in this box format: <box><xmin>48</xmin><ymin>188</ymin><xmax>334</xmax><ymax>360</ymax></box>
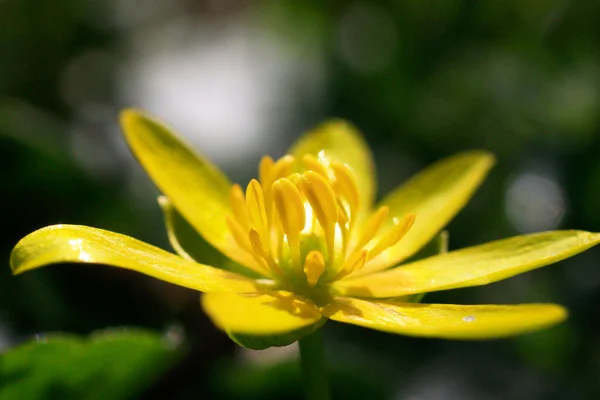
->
<box><xmin>361</xmin><ymin>151</ymin><xmax>494</xmax><ymax>274</ymax></box>
<box><xmin>323</xmin><ymin>297</ymin><xmax>567</xmax><ymax>339</ymax></box>
<box><xmin>289</xmin><ymin>119</ymin><xmax>376</xmax><ymax>208</ymax></box>
<box><xmin>10</xmin><ymin>225</ymin><xmax>258</xmax><ymax>293</ymax></box>
<box><xmin>120</xmin><ymin>110</ymin><xmax>253</xmax><ymax>268</ymax></box>
<box><xmin>201</xmin><ymin>291</ymin><xmax>323</xmax><ymax>334</ymax></box>
<box><xmin>334</xmin><ymin>230</ymin><xmax>600</xmax><ymax>298</ymax></box>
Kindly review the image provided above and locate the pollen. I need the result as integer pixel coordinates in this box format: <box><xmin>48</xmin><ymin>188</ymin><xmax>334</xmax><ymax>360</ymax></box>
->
<box><xmin>225</xmin><ymin>154</ymin><xmax>416</xmax><ymax>294</ymax></box>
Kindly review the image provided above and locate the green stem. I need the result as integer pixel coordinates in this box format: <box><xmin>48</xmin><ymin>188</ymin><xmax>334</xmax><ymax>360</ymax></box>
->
<box><xmin>298</xmin><ymin>330</ymin><xmax>330</xmax><ymax>400</ymax></box>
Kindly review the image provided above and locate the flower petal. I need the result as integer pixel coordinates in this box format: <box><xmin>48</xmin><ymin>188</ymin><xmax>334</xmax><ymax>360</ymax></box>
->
<box><xmin>10</xmin><ymin>225</ymin><xmax>258</xmax><ymax>293</ymax></box>
<box><xmin>322</xmin><ymin>297</ymin><xmax>567</xmax><ymax>339</ymax></box>
<box><xmin>201</xmin><ymin>291</ymin><xmax>323</xmax><ymax>335</ymax></box>
<box><xmin>120</xmin><ymin>110</ymin><xmax>254</xmax><ymax>268</ymax></box>
<box><xmin>334</xmin><ymin>230</ymin><xmax>600</xmax><ymax>298</ymax></box>
<box><xmin>288</xmin><ymin>120</ymin><xmax>376</xmax><ymax>208</ymax></box>
<box><xmin>158</xmin><ymin>196</ymin><xmax>265</xmax><ymax>278</ymax></box>
<box><xmin>361</xmin><ymin>151</ymin><xmax>494</xmax><ymax>274</ymax></box>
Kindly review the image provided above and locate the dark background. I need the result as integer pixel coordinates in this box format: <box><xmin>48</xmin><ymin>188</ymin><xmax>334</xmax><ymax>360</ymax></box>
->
<box><xmin>1</xmin><ymin>0</ymin><xmax>600</xmax><ymax>399</ymax></box>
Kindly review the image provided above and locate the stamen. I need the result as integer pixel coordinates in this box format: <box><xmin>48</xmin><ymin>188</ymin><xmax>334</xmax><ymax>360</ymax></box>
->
<box><xmin>354</xmin><ymin>206</ymin><xmax>389</xmax><ymax>251</ymax></box>
<box><xmin>263</xmin><ymin>156</ymin><xmax>295</xmax><ymax>218</ymax></box>
<box><xmin>336</xmin><ymin>198</ymin><xmax>350</xmax><ymax>225</ymax></box>
<box><xmin>303</xmin><ymin>250</ymin><xmax>325</xmax><ymax>286</ymax></box>
<box><xmin>271</xmin><ymin>155</ymin><xmax>295</xmax><ymax>183</ymax></box>
<box><xmin>336</xmin><ymin>198</ymin><xmax>350</xmax><ymax>256</ymax></box>
<box><xmin>259</xmin><ymin>156</ymin><xmax>274</xmax><ymax>187</ymax></box>
<box><xmin>330</xmin><ymin>162</ymin><xmax>360</xmax><ymax>217</ymax></box>
<box><xmin>272</xmin><ymin>178</ymin><xmax>305</xmax><ymax>266</ymax></box>
<box><xmin>368</xmin><ymin>214</ymin><xmax>416</xmax><ymax>261</ymax></box>
<box><xmin>226</xmin><ymin>217</ymin><xmax>254</xmax><ymax>254</ymax></box>
<box><xmin>226</xmin><ymin>217</ymin><xmax>270</xmax><ymax>275</ymax></box>
<box><xmin>246</xmin><ymin>179</ymin><xmax>269</xmax><ymax>242</ymax></box>
<box><xmin>272</xmin><ymin>179</ymin><xmax>306</xmax><ymax>236</ymax></box>
<box><xmin>303</xmin><ymin>154</ymin><xmax>330</xmax><ymax>180</ymax></box>
<box><xmin>336</xmin><ymin>249</ymin><xmax>368</xmax><ymax>279</ymax></box>
<box><xmin>249</xmin><ymin>228</ymin><xmax>267</xmax><ymax>258</ymax></box>
<box><xmin>229</xmin><ymin>184</ymin><xmax>250</xmax><ymax>230</ymax></box>
<box><xmin>249</xmin><ymin>229</ymin><xmax>281</xmax><ymax>274</ymax></box>
<box><xmin>287</xmin><ymin>172</ymin><xmax>303</xmax><ymax>187</ymax></box>
<box><xmin>301</xmin><ymin>171</ymin><xmax>338</xmax><ymax>261</ymax></box>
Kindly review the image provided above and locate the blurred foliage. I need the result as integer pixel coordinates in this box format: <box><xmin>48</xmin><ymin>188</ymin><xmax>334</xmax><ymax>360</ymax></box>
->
<box><xmin>0</xmin><ymin>329</ymin><xmax>180</xmax><ymax>400</ymax></box>
<box><xmin>1</xmin><ymin>0</ymin><xmax>600</xmax><ymax>399</ymax></box>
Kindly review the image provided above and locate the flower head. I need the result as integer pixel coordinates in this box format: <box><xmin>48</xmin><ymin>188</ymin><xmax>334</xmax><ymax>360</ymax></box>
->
<box><xmin>11</xmin><ymin>110</ymin><xmax>600</xmax><ymax>349</ymax></box>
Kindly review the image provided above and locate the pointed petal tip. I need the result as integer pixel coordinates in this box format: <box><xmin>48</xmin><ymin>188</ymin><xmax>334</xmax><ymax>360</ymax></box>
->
<box><xmin>318</xmin><ymin>118</ymin><xmax>356</xmax><ymax>131</ymax></box>
<box><xmin>462</xmin><ymin>149</ymin><xmax>496</xmax><ymax>167</ymax></box>
<box><xmin>119</xmin><ymin>109</ymin><xmax>165</xmax><ymax>141</ymax></box>
<box><xmin>119</xmin><ymin>108</ymin><xmax>146</xmax><ymax>126</ymax></box>
<box><xmin>10</xmin><ymin>224</ymin><xmax>62</xmax><ymax>275</ymax></box>
<box><xmin>548</xmin><ymin>303</ymin><xmax>569</xmax><ymax>322</ymax></box>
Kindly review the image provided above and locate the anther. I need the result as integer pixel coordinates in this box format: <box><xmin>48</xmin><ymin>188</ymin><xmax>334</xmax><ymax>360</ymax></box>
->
<box><xmin>230</xmin><ymin>184</ymin><xmax>250</xmax><ymax>230</ymax></box>
<box><xmin>336</xmin><ymin>198</ymin><xmax>350</xmax><ymax>225</ymax></box>
<box><xmin>303</xmin><ymin>250</ymin><xmax>326</xmax><ymax>286</ymax></box>
<box><xmin>259</xmin><ymin>156</ymin><xmax>274</xmax><ymax>187</ymax></box>
<box><xmin>303</xmin><ymin>154</ymin><xmax>330</xmax><ymax>180</ymax></box>
<box><xmin>272</xmin><ymin>179</ymin><xmax>305</xmax><ymax>233</ymax></box>
<box><xmin>271</xmin><ymin>155</ymin><xmax>295</xmax><ymax>183</ymax></box>
<box><xmin>246</xmin><ymin>179</ymin><xmax>269</xmax><ymax>241</ymax></box>
<box><xmin>330</xmin><ymin>162</ymin><xmax>360</xmax><ymax>217</ymax></box>
<box><xmin>272</xmin><ymin>178</ymin><xmax>305</xmax><ymax>266</ymax></box>
<box><xmin>368</xmin><ymin>214</ymin><xmax>416</xmax><ymax>261</ymax></box>
<box><xmin>226</xmin><ymin>218</ymin><xmax>270</xmax><ymax>275</ymax></box>
<box><xmin>354</xmin><ymin>206</ymin><xmax>389</xmax><ymax>251</ymax></box>
<box><xmin>226</xmin><ymin>216</ymin><xmax>254</xmax><ymax>254</ymax></box>
<box><xmin>249</xmin><ymin>229</ymin><xmax>267</xmax><ymax>258</ymax></box>
<box><xmin>263</xmin><ymin>156</ymin><xmax>295</xmax><ymax>218</ymax></box>
<box><xmin>301</xmin><ymin>171</ymin><xmax>339</xmax><ymax>260</ymax></box>
<box><xmin>249</xmin><ymin>229</ymin><xmax>281</xmax><ymax>274</ymax></box>
<box><xmin>337</xmin><ymin>249</ymin><xmax>368</xmax><ymax>279</ymax></box>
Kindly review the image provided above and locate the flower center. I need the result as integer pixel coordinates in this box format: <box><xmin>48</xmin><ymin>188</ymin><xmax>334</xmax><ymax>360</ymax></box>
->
<box><xmin>226</xmin><ymin>153</ymin><xmax>415</xmax><ymax>300</ymax></box>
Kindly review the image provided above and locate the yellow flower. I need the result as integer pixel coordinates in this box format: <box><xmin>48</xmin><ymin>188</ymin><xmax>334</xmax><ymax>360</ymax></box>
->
<box><xmin>11</xmin><ymin>110</ymin><xmax>600</xmax><ymax>349</ymax></box>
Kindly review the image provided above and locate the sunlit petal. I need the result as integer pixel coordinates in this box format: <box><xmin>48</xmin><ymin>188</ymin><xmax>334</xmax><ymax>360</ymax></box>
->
<box><xmin>334</xmin><ymin>230</ymin><xmax>600</xmax><ymax>298</ymax></box>
<box><xmin>120</xmin><ymin>110</ymin><xmax>255</xmax><ymax>268</ymax></box>
<box><xmin>323</xmin><ymin>297</ymin><xmax>567</xmax><ymax>339</ymax></box>
<box><xmin>10</xmin><ymin>225</ymin><xmax>258</xmax><ymax>293</ymax></box>
<box><xmin>360</xmin><ymin>151</ymin><xmax>494</xmax><ymax>274</ymax></box>
<box><xmin>288</xmin><ymin>119</ymin><xmax>376</xmax><ymax>209</ymax></box>
<box><xmin>202</xmin><ymin>291</ymin><xmax>323</xmax><ymax>334</ymax></box>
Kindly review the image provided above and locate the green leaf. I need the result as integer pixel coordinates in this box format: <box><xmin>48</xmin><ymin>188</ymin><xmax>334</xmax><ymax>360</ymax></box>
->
<box><xmin>0</xmin><ymin>328</ymin><xmax>181</xmax><ymax>400</ymax></box>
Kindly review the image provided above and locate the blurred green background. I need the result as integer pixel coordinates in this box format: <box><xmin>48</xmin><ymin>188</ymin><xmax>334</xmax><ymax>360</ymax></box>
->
<box><xmin>1</xmin><ymin>0</ymin><xmax>600</xmax><ymax>399</ymax></box>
